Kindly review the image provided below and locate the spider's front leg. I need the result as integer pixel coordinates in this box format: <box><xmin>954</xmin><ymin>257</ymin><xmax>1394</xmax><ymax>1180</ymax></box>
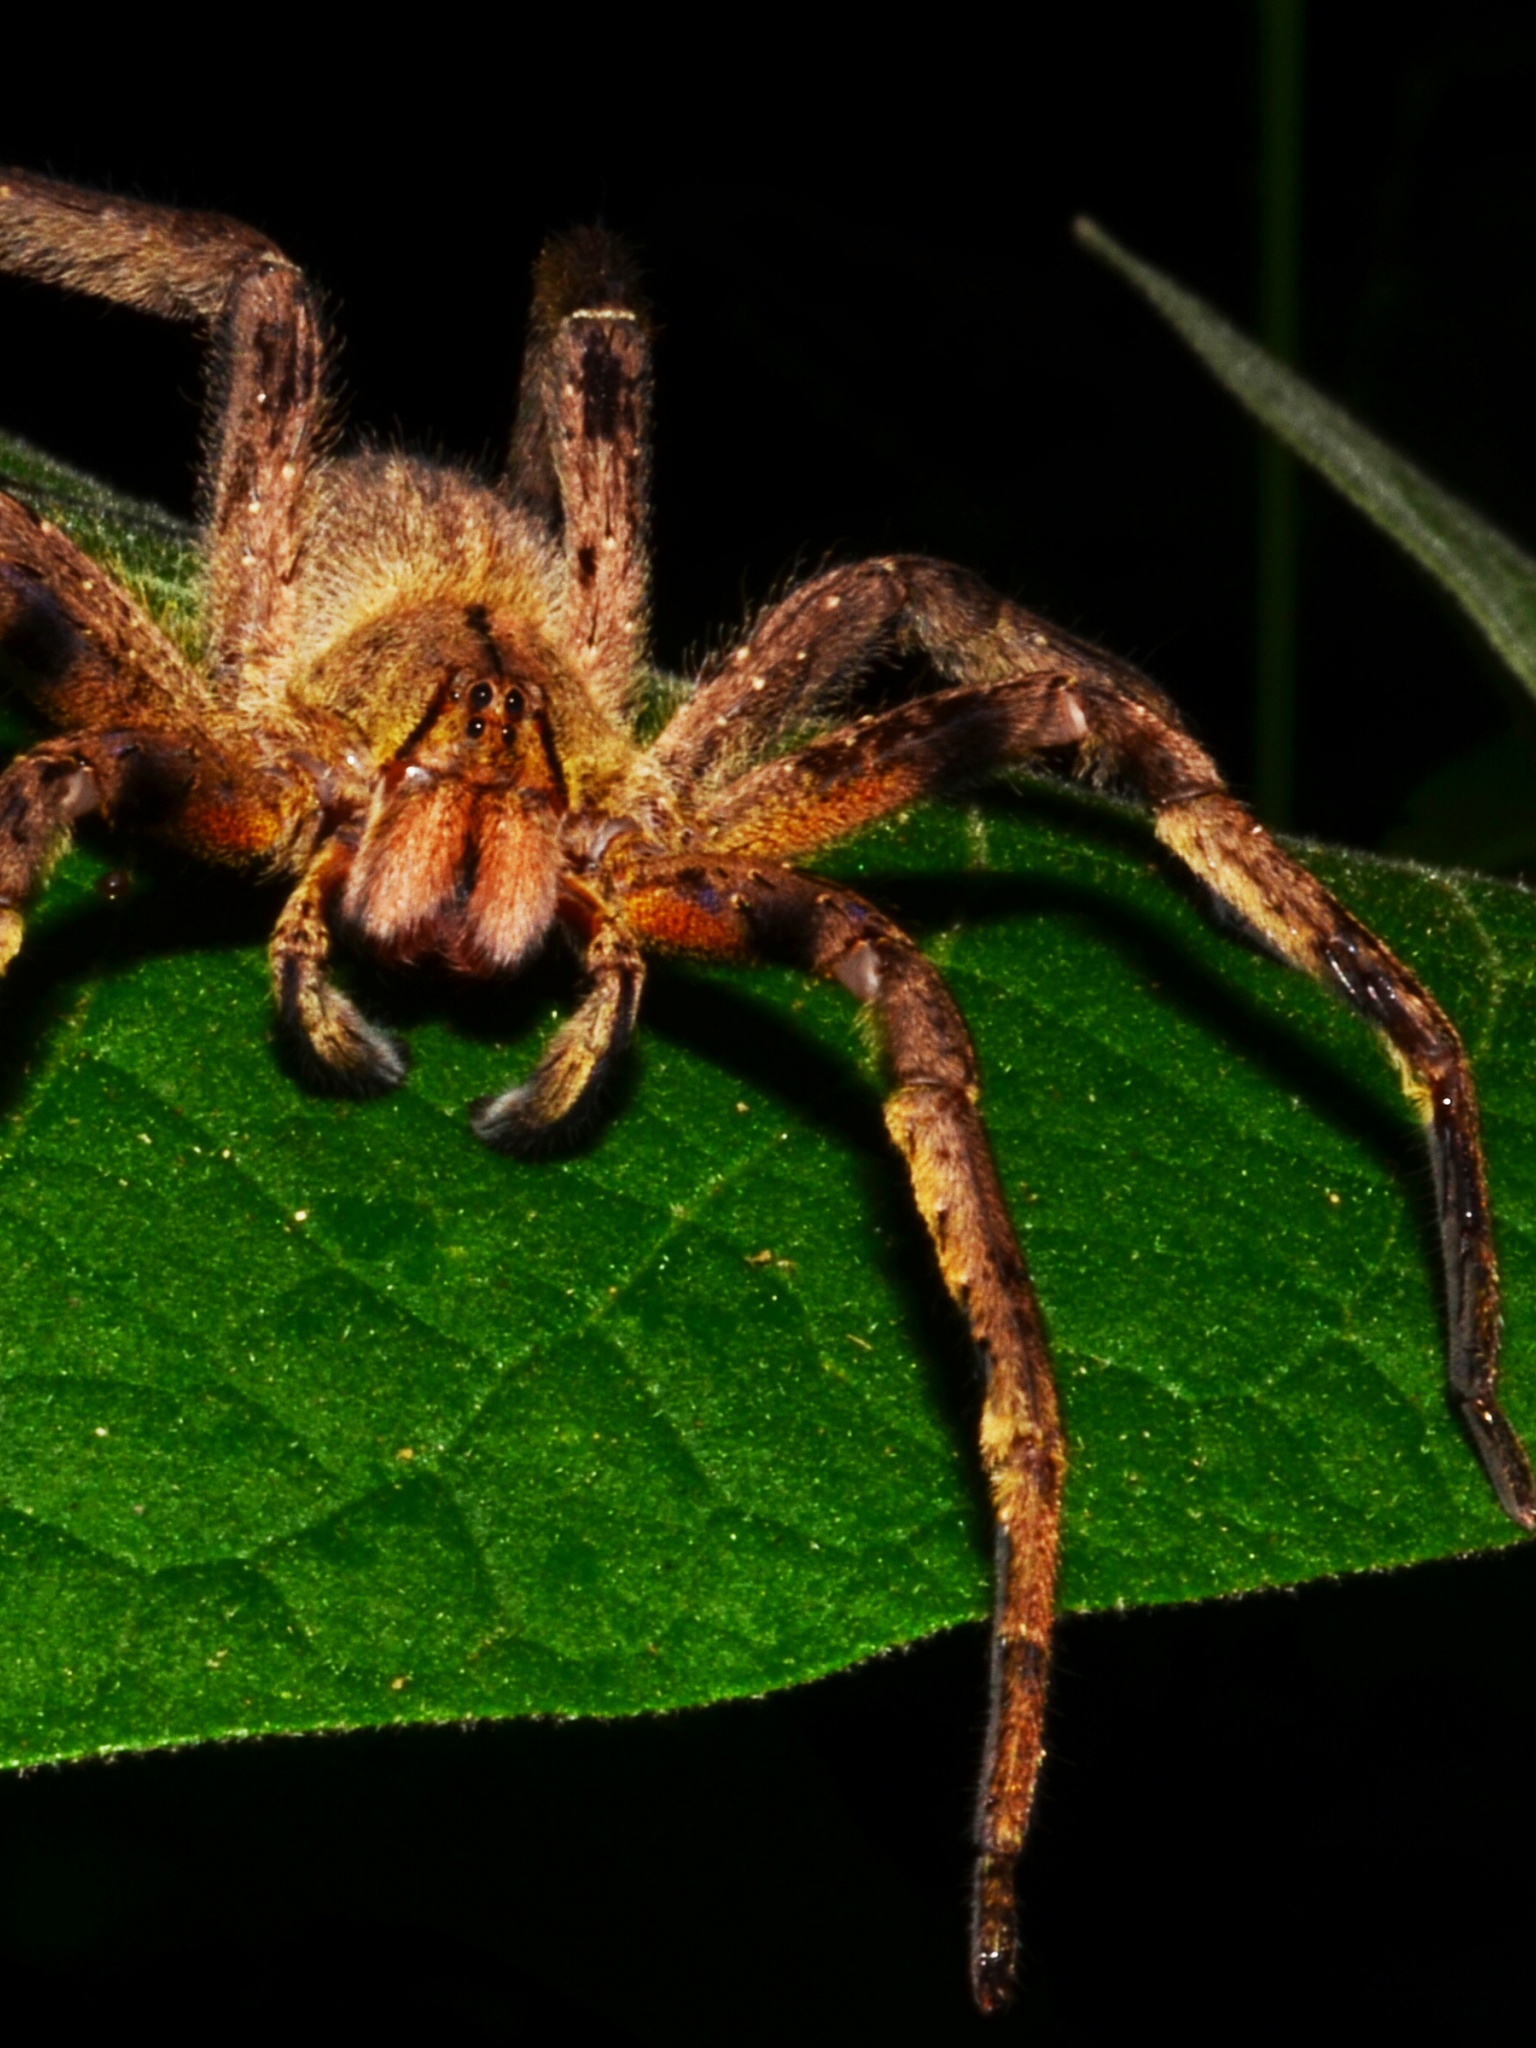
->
<box><xmin>505</xmin><ymin>227</ymin><xmax>652</xmax><ymax>723</ymax></box>
<box><xmin>0</xmin><ymin>697</ymin><xmax>334</xmax><ymax>974</ymax></box>
<box><xmin>0</xmin><ymin>492</ymin><xmax>329</xmax><ymax>963</ymax></box>
<box><xmin>608</xmin><ymin>847</ymin><xmax>1062</xmax><ymax>2013</ymax></box>
<box><xmin>0</xmin><ymin>728</ymin><xmax>192</xmax><ymax>968</ymax></box>
<box><xmin>0</xmin><ymin>166</ymin><xmax>326</xmax><ymax>688</ymax></box>
<box><xmin>0</xmin><ymin>488</ymin><xmax>216</xmax><ymax>741</ymax></box>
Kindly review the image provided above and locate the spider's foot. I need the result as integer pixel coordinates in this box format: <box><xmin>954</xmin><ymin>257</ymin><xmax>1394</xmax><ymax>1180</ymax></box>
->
<box><xmin>285</xmin><ymin>988</ymin><xmax>409</xmax><ymax>1098</ymax></box>
<box><xmin>970</xmin><ymin>1854</ymin><xmax>1020</xmax><ymax>2016</ymax></box>
<box><xmin>470</xmin><ymin>1071</ymin><xmax>612</xmax><ymax>1156</ymax></box>
<box><xmin>469</xmin><ymin>1081</ymin><xmax>553</xmax><ymax>1155</ymax></box>
<box><xmin>470</xmin><ymin>1037</ymin><xmax>624</xmax><ymax>1156</ymax></box>
<box><xmin>1461</xmin><ymin>1393</ymin><xmax>1536</xmax><ymax>1531</ymax></box>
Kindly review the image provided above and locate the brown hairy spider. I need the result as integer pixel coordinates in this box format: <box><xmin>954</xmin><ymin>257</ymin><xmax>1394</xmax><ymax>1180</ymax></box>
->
<box><xmin>0</xmin><ymin>169</ymin><xmax>1531</xmax><ymax>2013</ymax></box>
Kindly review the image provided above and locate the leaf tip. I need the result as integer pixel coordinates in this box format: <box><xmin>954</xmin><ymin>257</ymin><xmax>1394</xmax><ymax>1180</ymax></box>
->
<box><xmin>1071</xmin><ymin>216</ymin><xmax>1117</xmax><ymax>264</ymax></box>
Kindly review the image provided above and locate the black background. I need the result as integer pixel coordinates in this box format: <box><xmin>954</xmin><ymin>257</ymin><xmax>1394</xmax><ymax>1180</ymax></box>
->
<box><xmin>4</xmin><ymin>9</ymin><xmax>1536</xmax><ymax>2038</ymax></box>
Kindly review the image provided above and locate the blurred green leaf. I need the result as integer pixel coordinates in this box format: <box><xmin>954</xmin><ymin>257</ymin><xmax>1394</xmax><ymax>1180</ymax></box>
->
<box><xmin>0</xmin><ymin>431</ymin><xmax>202</xmax><ymax>658</ymax></box>
<box><xmin>1</xmin><ymin>434</ymin><xmax>1534</xmax><ymax>1769</ymax></box>
<box><xmin>1076</xmin><ymin>217</ymin><xmax>1536</xmax><ymax>703</ymax></box>
<box><xmin>1383</xmin><ymin>730</ymin><xmax>1536</xmax><ymax>872</ymax></box>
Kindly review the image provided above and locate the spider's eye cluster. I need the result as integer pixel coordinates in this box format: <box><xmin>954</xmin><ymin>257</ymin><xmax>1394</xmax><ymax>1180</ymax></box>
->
<box><xmin>455</xmin><ymin>676</ymin><xmax>529</xmax><ymax>748</ymax></box>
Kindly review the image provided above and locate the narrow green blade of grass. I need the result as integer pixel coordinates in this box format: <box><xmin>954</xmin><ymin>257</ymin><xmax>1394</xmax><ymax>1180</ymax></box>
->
<box><xmin>1075</xmin><ymin>218</ymin><xmax>1536</xmax><ymax>702</ymax></box>
<box><xmin>1</xmin><ymin>435</ymin><xmax>1534</xmax><ymax>1769</ymax></box>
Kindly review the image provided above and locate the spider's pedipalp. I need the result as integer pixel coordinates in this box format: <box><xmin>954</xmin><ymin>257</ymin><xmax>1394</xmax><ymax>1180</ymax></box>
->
<box><xmin>471</xmin><ymin>917</ymin><xmax>644</xmax><ymax>1152</ymax></box>
<box><xmin>605</xmin><ymin>845</ymin><xmax>1063</xmax><ymax>2013</ymax></box>
<box><xmin>271</xmin><ymin>838</ymin><xmax>409</xmax><ymax>1096</ymax></box>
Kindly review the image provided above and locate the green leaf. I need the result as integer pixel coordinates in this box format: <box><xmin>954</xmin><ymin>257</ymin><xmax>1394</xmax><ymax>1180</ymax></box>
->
<box><xmin>1</xmin><ymin>435</ymin><xmax>1534</xmax><ymax>1770</ymax></box>
<box><xmin>0</xmin><ymin>430</ymin><xmax>203</xmax><ymax>659</ymax></box>
<box><xmin>1075</xmin><ymin>217</ymin><xmax>1536</xmax><ymax>702</ymax></box>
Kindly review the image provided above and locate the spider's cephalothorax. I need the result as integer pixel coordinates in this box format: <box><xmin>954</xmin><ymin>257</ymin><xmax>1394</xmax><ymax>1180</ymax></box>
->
<box><xmin>0</xmin><ymin>170</ymin><xmax>1531</xmax><ymax>2014</ymax></box>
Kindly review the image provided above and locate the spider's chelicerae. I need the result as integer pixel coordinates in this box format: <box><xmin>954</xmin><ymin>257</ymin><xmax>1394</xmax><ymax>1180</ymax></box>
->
<box><xmin>0</xmin><ymin>169</ymin><xmax>1531</xmax><ymax>2012</ymax></box>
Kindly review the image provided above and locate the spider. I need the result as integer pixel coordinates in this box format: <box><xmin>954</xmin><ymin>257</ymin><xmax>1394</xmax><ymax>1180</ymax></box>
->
<box><xmin>0</xmin><ymin>168</ymin><xmax>1530</xmax><ymax>2014</ymax></box>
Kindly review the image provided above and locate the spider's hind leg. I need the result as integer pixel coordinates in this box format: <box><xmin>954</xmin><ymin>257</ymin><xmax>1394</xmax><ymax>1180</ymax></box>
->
<box><xmin>1069</xmin><ymin>679</ymin><xmax>1535</xmax><ymax>1529</ymax></box>
<box><xmin>609</xmin><ymin>850</ymin><xmax>1062</xmax><ymax>2014</ymax></box>
<box><xmin>682</xmin><ymin>548</ymin><xmax>1532</xmax><ymax>1529</ymax></box>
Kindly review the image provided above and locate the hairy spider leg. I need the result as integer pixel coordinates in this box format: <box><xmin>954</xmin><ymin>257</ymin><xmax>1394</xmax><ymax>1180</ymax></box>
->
<box><xmin>0</xmin><ymin>169</ymin><xmax>326</xmax><ymax>705</ymax></box>
<box><xmin>605</xmin><ymin>846</ymin><xmax>1063</xmax><ymax>2012</ymax></box>
<box><xmin>639</xmin><ymin>551</ymin><xmax>1536</xmax><ymax>2010</ymax></box>
<box><xmin>505</xmin><ymin>228</ymin><xmax>653</xmax><ymax>724</ymax></box>
<box><xmin>0</xmin><ymin>491</ymin><xmax>216</xmax><ymax>737</ymax></box>
<box><xmin>0</xmin><ymin>173</ymin><xmax>351</xmax><ymax>940</ymax></box>
<box><xmin>0</xmin><ymin>168</ymin><xmax>284</xmax><ymax>321</ymax></box>
<box><xmin>0</xmin><ymin>497</ymin><xmax>331</xmax><ymax>960</ymax></box>
<box><xmin>201</xmin><ymin>259</ymin><xmax>324</xmax><ymax>688</ymax></box>
<box><xmin>652</xmin><ymin>559</ymin><xmax>914</xmax><ymax>788</ymax></box>
<box><xmin>652</xmin><ymin>554</ymin><xmax>1179</xmax><ymax>796</ymax></box>
<box><xmin>684</xmin><ymin>553</ymin><xmax>1532</xmax><ymax>1532</ymax></box>
<box><xmin>1149</xmin><ymin>783</ymin><xmax>1528</xmax><ymax>1518</ymax></box>
<box><xmin>698</xmin><ymin>673</ymin><xmax>1090</xmax><ymax>858</ymax></box>
<box><xmin>1061</xmin><ymin>673</ymin><xmax>1531</xmax><ymax>1528</ymax></box>
<box><xmin>0</xmin><ymin>721</ymin><xmax>189</xmax><ymax>970</ymax></box>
